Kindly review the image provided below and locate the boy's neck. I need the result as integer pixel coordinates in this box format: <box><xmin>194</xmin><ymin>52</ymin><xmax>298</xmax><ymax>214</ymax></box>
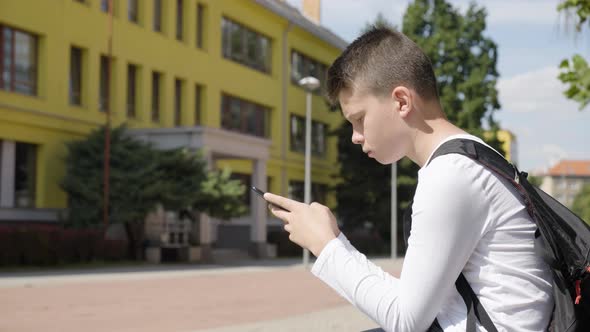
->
<box><xmin>409</xmin><ymin>118</ymin><xmax>467</xmax><ymax>168</ymax></box>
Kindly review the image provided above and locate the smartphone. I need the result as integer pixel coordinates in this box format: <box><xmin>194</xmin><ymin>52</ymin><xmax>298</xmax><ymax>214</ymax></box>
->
<box><xmin>251</xmin><ymin>186</ymin><xmax>289</xmax><ymax>212</ymax></box>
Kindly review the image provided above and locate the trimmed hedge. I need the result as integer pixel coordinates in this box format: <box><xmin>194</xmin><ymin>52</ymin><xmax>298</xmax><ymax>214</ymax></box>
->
<box><xmin>0</xmin><ymin>224</ymin><xmax>128</xmax><ymax>266</ymax></box>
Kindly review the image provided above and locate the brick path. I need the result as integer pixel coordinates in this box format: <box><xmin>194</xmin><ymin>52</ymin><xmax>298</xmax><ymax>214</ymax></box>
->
<box><xmin>0</xmin><ymin>258</ymin><xmax>402</xmax><ymax>332</ymax></box>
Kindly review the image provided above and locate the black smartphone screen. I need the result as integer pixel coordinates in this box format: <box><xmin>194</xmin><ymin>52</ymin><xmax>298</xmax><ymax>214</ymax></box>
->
<box><xmin>250</xmin><ymin>186</ymin><xmax>289</xmax><ymax>212</ymax></box>
<box><xmin>251</xmin><ymin>186</ymin><xmax>266</xmax><ymax>197</ymax></box>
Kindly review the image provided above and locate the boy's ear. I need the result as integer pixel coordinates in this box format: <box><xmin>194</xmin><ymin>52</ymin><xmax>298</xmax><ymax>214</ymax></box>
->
<box><xmin>391</xmin><ymin>86</ymin><xmax>412</xmax><ymax>118</ymax></box>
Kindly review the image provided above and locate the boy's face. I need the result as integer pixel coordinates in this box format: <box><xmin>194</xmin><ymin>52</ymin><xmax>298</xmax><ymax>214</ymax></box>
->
<box><xmin>339</xmin><ymin>86</ymin><xmax>410</xmax><ymax>165</ymax></box>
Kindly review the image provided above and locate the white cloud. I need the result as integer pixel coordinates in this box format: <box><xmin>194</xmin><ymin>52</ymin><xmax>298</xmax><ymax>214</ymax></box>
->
<box><xmin>449</xmin><ymin>0</ymin><xmax>561</xmax><ymax>25</ymax></box>
<box><xmin>496</xmin><ymin>66</ymin><xmax>590</xmax><ymax>170</ymax></box>
<box><xmin>497</xmin><ymin>66</ymin><xmax>578</xmax><ymax>113</ymax></box>
<box><xmin>542</xmin><ymin>144</ymin><xmax>569</xmax><ymax>166</ymax></box>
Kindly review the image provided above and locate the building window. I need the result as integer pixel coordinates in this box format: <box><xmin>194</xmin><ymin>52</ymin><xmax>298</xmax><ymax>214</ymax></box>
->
<box><xmin>99</xmin><ymin>55</ymin><xmax>111</xmax><ymax>112</ymax></box>
<box><xmin>221</xmin><ymin>94</ymin><xmax>269</xmax><ymax>138</ymax></box>
<box><xmin>69</xmin><ymin>46</ymin><xmax>83</xmax><ymax>105</ymax></box>
<box><xmin>153</xmin><ymin>0</ymin><xmax>162</xmax><ymax>32</ymax></box>
<box><xmin>290</xmin><ymin>114</ymin><xmax>327</xmax><ymax>156</ymax></box>
<box><xmin>101</xmin><ymin>0</ymin><xmax>109</xmax><ymax>12</ymax></box>
<box><xmin>127</xmin><ymin>64</ymin><xmax>137</xmax><ymax>118</ymax></box>
<box><xmin>0</xmin><ymin>25</ymin><xmax>38</xmax><ymax>96</ymax></box>
<box><xmin>151</xmin><ymin>71</ymin><xmax>161</xmax><ymax>122</ymax></box>
<box><xmin>290</xmin><ymin>115</ymin><xmax>305</xmax><ymax>153</ymax></box>
<box><xmin>312</xmin><ymin>121</ymin><xmax>327</xmax><ymax>156</ymax></box>
<box><xmin>195</xmin><ymin>84</ymin><xmax>202</xmax><ymax>125</ymax></box>
<box><xmin>221</xmin><ymin>17</ymin><xmax>271</xmax><ymax>73</ymax></box>
<box><xmin>128</xmin><ymin>0</ymin><xmax>138</xmax><ymax>23</ymax></box>
<box><xmin>196</xmin><ymin>3</ymin><xmax>205</xmax><ymax>48</ymax></box>
<box><xmin>176</xmin><ymin>0</ymin><xmax>184</xmax><ymax>41</ymax></box>
<box><xmin>568</xmin><ymin>181</ymin><xmax>580</xmax><ymax>190</ymax></box>
<box><xmin>291</xmin><ymin>51</ymin><xmax>327</xmax><ymax>93</ymax></box>
<box><xmin>289</xmin><ymin>180</ymin><xmax>303</xmax><ymax>201</ymax></box>
<box><xmin>14</xmin><ymin>142</ymin><xmax>37</xmax><ymax>208</ymax></box>
<box><xmin>174</xmin><ymin>78</ymin><xmax>183</xmax><ymax>126</ymax></box>
<box><xmin>560</xmin><ymin>179</ymin><xmax>568</xmax><ymax>190</ymax></box>
<box><xmin>0</xmin><ymin>141</ymin><xmax>38</xmax><ymax>208</ymax></box>
<box><xmin>288</xmin><ymin>180</ymin><xmax>327</xmax><ymax>204</ymax></box>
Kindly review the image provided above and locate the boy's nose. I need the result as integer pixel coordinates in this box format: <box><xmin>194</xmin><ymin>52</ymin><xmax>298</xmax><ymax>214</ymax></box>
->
<box><xmin>351</xmin><ymin>131</ymin><xmax>364</xmax><ymax>145</ymax></box>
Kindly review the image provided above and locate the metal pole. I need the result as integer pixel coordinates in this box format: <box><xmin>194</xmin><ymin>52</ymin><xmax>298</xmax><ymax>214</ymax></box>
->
<box><xmin>391</xmin><ymin>162</ymin><xmax>397</xmax><ymax>259</ymax></box>
<box><xmin>303</xmin><ymin>91</ymin><xmax>312</xmax><ymax>267</ymax></box>
<box><xmin>103</xmin><ymin>0</ymin><xmax>113</xmax><ymax>227</ymax></box>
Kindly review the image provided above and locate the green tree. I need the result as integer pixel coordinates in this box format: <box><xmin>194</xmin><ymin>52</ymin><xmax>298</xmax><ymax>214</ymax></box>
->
<box><xmin>194</xmin><ymin>167</ymin><xmax>249</xmax><ymax>220</ymax></box>
<box><xmin>572</xmin><ymin>183</ymin><xmax>590</xmax><ymax>224</ymax></box>
<box><xmin>403</xmin><ymin>0</ymin><xmax>502</xmax><ymax>144</ymax></box>
<box><xmin>62</xmin><ymin>126</ymin><xmax>158</xmax><ymax>229</ymax></box>
<box><xmin>61</xmin><ymin>126</ymin><xmax>246</xmax><ymax>259</ymax></box>
<box><xmin>363</xmin><ymin>12</ymin><xmax>398</xmax><ymax>31</ymax></box>
<box><xmin>527</xmin><ymin>174</ymin><xmax>544</xmax><ymax>187</ymax></box>
<box><xmin>333</xmin><ymin>0</ymin><xmax>503</xmax><ymax>254</ymax></box>
<box><xmin>402</xmin><ymin>0</ymin><xmax>504</xmax><ymax>213</ymax></box>
<box><xmin>558</xmin><ymin>0</ymin><xmax>590</xmax><ymax>32</ymax></box>
<box><xmin>558</xmin><ymin>53</ymin><xmax>590</xmax><ymax>110</ymax></box>
<box><xmin>557</xmin><ymin>0</ymin><xmax>590</xmax><ymax>110</ymax></box>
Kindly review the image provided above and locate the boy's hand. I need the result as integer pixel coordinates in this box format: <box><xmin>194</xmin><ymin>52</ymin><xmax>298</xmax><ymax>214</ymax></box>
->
<box><xmin>264</xmin><ymin>192</ymin><xmax>340</xmax><ymax>257</ymax></box>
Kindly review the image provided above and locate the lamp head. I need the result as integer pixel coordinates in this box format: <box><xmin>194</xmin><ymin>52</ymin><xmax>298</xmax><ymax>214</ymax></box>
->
<box><xmin>298</xmin><ymin>76</ymin><xmax>320</xmax><ymax>92</ymax></box>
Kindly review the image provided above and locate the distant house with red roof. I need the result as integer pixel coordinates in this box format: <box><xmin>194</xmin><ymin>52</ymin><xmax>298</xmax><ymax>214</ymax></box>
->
<box><xmin>540</xmin><ymin>160</ymin><xmax>590</xmax><ymax>207</ymax></box>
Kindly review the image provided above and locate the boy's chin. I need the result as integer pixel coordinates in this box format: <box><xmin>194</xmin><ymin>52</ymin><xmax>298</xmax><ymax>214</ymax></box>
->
<box><xmin>375</xmin><ymin>155</ymin><xmax>401</xmax><ymax>165</ymax></box>
<box><xmin>374</xmin><ymin>156</ymin><xmax>390</xmax><ymax>165</ymax></box>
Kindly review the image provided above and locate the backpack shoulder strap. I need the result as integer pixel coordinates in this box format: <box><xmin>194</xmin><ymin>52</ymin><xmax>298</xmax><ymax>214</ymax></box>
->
<box><xmin>428</xmin><ymin>138</ymin><xmax>519</xmax><ymax>184</ymax></box>
<box><xmin>456</xmin><ymin>273</ymin><xmax>498</xmax><ymax>332</ymax></box>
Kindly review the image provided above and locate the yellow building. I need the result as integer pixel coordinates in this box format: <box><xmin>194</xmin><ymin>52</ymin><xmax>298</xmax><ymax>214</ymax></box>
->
<box><xmin>0</xmin><ymin>0</ymin><xmax>346</xmax><ymax>258</ymax></box>
<box><xmin>496</xmin><ymin>129</ymin><xmax>517</xmax><ymax>166</ymax></box>
<box><xmin>483</xmin><ymin>129</ymin><xmax>518</xmax><ymax>165</ymax></box>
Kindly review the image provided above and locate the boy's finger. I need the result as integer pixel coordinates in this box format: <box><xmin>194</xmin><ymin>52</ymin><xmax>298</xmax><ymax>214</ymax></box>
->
<box><xmin>264</xmin><ymin>192</ymin><xmax>299</xmax><ymax>211</ymax></box>
<box><xmin>269</xmin><ymin>205</ymin><xmax>290</xmax><ymax>222</ymax></box>
<box><xmin>284</xmin><ymin>224</ymin><xmax>292</xmax><ymax>233</ymax></box>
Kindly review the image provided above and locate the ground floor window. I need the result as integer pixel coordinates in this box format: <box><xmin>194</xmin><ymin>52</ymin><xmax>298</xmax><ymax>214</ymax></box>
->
<box><xmin>0</xmin><ymin>140</ymin><xmax>37</xmax><ymax>208</ymax></box>
<box><xmin>288</xmin><ymin>180</ymin><xmax>327</xmax><ymax>204</ymax></box>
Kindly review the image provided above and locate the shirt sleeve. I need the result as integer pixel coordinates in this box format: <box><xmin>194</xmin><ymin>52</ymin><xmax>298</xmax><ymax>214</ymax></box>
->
<box><xmin>311</xmin><ymin>232</ymin><xmax>399</xmax><ymax>303</ymax></box>
<box><xmin>311</xmin><ymin>156</ymin><xmax>490</xmax><ymax>332</ymax></box>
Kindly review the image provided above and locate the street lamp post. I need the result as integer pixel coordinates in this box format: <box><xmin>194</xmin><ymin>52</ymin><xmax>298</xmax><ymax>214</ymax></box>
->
<box><xmin>391</xmin><ymin>162</ymin><xmax>397</xmax><ymax>259</ymax></box>
<box><xmin>298</xmin><ymin>76</ymin><xmax>320</xmax><ymax>268</ymax></box>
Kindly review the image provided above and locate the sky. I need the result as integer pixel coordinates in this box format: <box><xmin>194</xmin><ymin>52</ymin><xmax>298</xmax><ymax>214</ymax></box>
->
<box><xmin>286</xmin><ymin>0</ymin><xmax>590</xmax><ymax>172</ymax></box>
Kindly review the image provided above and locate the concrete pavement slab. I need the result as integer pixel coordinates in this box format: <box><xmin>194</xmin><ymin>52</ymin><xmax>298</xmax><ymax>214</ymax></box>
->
<box><xmin>0</xmin><ymin>257</ymin><xmax>402</xmax><ymax>332</ymax></box>
<box><xmin>191</xmin><ymin>305</ymin><xmax>379</xmax><ymax>332</ymax></box>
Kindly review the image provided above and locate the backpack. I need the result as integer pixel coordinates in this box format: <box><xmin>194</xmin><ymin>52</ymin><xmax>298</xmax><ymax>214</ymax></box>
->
<box><xmin>403</xmin><ymin>138</ymin><xmax>590</xmax><ymax>332</ymax></box>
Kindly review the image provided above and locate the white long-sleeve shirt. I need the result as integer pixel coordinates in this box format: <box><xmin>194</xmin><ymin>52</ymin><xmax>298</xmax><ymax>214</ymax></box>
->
<box><xmin>311</xmin><ymin>134</ymin><xmax>553</xmax><ymax>332</ymax></box>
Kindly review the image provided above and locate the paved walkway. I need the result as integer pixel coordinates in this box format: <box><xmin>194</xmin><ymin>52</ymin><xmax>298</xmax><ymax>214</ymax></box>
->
<box><xmin>0</xmin><ymin>257</ymin><xmax>403</xmax><ymax>332</ymax></box>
